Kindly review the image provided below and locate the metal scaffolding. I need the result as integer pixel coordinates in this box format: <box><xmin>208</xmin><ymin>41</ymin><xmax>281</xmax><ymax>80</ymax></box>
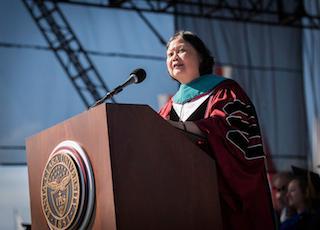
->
<box><xmin>22</xmin><ymin>0</ymin><xmax>116</xmax><ymax>108</ymax></box>
<box><xmin>52</xmin><ymin>0</ymin><xmax>320</xmax><ymax>29</ymax></box>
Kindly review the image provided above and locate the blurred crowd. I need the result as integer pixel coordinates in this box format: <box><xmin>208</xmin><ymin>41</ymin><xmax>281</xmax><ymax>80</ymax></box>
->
<box><xmin>271</xmin><ymin>166</ymin><xmax>320</xmax><ymax>230</ymax></box>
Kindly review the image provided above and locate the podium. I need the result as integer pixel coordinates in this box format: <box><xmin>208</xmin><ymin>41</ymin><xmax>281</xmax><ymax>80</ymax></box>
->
<box><xmin>26</xmin><ymin>104</ymin><xmax>222</xmax><ymax>229</ymax></box>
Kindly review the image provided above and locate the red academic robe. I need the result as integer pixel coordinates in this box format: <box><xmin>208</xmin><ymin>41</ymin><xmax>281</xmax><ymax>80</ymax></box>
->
<box><xmin>159</xmin><ymin>79</ymin><xmax>275</xmax><ymax>230</ymax></box>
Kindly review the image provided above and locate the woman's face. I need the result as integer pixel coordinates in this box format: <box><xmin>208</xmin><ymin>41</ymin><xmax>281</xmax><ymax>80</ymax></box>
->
<box><xmin>287</xmin><ymin>179</ymin><xmax>305</xmax><ymax>211</ymax></box>
<box><xmin>273</xmin><ymin>176</ymin><xmax>290</xmax><ymax>210</ymax></box>
<box><xmin>166</xmin><ymin>37</ymin><xmax>201</xmax><ymax>84</ymax></box>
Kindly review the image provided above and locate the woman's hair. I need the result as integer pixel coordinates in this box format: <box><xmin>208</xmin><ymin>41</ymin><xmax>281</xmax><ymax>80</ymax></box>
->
<box><xmin>166</xmin><ymin>31</ymin><xmax>215</xmax><ymax>76</ymax></box>
<box><xmin>293</xmin><ymin>176</ymin><xmax>320</xmax><ymax>211</ymax></box>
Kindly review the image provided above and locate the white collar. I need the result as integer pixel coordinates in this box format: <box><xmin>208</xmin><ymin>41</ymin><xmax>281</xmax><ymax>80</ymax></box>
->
<box><xmin>172</xmin><ymin>94</ymin><xmax>210</xmax><ymax>122</ymax></box>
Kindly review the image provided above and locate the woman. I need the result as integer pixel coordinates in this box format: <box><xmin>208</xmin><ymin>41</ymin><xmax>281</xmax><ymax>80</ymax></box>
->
<box><xmin>280</xmin><ymin>174</ymin><xmax>320</xmax><ymax>230</ymax></box>
<box><xmin>272</xmin><ymin>172</ymin><xmax>295</xmax><ymax>227</ymax></box>
<box><xmin>159</xmin><ymin>31</ymin><xmax>275</xmax><ymax>230</ymax></box>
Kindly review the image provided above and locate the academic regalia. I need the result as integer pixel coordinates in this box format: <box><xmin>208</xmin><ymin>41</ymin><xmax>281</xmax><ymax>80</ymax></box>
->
<box><xmin>159</xmin><ymin>75</ymin><xmax>275</xmax><ymax>230</ymax></box>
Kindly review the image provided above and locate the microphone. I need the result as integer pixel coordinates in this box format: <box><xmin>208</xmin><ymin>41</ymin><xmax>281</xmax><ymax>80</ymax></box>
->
<box><xmin>89</xmin><ymin>68</ymin><xmax>146</xmax><ymax>109</ymax></box>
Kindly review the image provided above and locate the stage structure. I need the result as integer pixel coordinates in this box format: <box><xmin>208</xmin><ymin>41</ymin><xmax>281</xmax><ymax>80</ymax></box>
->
<box><xmin>22</xmin><ymin>0</ymin><xmax>116</xmax><ymax>108</ymax></box>
<box><xmin>52</xmin><ymin>0</ymin><xmax>320</xmax><ymax>29</ymax></box>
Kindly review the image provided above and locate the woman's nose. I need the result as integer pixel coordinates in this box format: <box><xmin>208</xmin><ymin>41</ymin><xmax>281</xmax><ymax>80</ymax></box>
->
<box><xmin>172</xmin><ymin>52</ymin><xmax>179</xmax><ymax>60</ymax></box>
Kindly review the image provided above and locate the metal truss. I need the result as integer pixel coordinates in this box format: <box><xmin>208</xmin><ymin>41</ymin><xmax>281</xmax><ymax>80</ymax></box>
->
<box><xmin>22</xmin><ymin>0</ymin><xmax>116</xmax><ymax>108</ymax></box>
<box><xmin>52</xmin><ymin>0</ymin><xmax>320</xmax><ymax>29</ymax></box>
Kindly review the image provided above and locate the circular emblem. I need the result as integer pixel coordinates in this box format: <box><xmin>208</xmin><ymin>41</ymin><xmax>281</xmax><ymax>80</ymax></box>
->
<box><xmin>41</xmin><ymin>141</ymin><xmax>95</xmax><ymax>230</ymax></box>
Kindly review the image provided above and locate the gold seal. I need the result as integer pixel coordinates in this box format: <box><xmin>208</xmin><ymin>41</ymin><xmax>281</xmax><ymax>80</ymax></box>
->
<box><xmin>41</xmin><ymin>151</ymin><xmax>80</xmax><ymax>230</ymax></box>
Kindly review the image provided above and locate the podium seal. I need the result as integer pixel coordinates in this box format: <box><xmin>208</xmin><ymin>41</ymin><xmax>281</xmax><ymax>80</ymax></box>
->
<box><xmin>41</xmin><ymin>141</ymin><xmax>95</xmax><ymax>230</ymax></box>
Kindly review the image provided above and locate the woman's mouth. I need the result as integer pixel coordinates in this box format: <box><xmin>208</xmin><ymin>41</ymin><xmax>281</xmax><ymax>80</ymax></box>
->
<box><xmin>173</xmin><ymin>63</ymin><xmax>184</xmax><ymax>69</ymax></box>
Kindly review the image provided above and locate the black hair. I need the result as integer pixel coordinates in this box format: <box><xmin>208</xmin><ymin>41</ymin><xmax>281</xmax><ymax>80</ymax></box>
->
<box><xmin>166</xmin><ymin>31</ymin><xmax>215</xmax><ymax>76</ymax></box>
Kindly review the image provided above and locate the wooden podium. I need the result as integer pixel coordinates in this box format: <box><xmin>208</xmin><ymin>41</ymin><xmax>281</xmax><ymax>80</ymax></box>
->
<box><xmin>26</xmin><ymin>104</ymin><xmax>222</xmax><ymax>230</ymax></box>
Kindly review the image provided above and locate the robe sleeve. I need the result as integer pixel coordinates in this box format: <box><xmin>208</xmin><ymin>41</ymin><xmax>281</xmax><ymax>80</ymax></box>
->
<box><xmin>194</xmin><ymin>80</ymin><xmax>275</xmax><ymax>230</ymax></box>
<box><xmin>159</xmin><ymin>97</ymin><xmax>173</xmax><ymax>120</ymax></box>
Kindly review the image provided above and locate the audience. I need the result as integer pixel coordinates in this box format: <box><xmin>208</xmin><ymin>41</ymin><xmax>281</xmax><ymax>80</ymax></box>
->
<box><xmin>272</xmin><ymin>172</ymin><xmax>295</xmax><ymax>226</ymax></box>
<box><xmin>279</xmin><ymin>166</ymin><xmax>320</xmax><ymax>230</ymax></box>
